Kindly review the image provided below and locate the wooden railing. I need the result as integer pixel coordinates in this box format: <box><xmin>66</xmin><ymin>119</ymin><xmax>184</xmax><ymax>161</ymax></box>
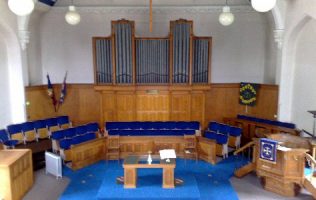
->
<box><xmin>234</xmin><ymin>141</ymin><xmax>255</xmax><ymax>155</ymax></box>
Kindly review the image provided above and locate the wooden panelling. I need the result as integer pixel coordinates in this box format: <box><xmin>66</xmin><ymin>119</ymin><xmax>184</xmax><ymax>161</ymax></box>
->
<box><xmin>25</xmin><ymin>84</ymin><xmax>100</xmax><ymax>126</ymax></box>
<box><xmin>197</xmin><ymin>136</ymin><xmax>216</xmax><ymax>164</ymax></box>
<box><xmin>136</xmin><ymin>91</ymin><xmax>170</xmax><ymax>121</ymax></box>
<box><xmin>204</xmin><ymin>84</ymin><xmax>279</xmax><ymax>129</ymax></box>
<box><xmin>113</xmin><ymin>136</ymin><xmax>187</xmax><ymax>158</ymax></box>
<box><xmin>191</xmin><ymin>92</ymin><xmax>205</xmax><ymax>127</ymax></box>
<box><xmin>116</xmin><ymin>92</ymin><xmax>135</xmax><ymax>121</ymax></box>
<box><xmin>101</xmin><ymin>92</ymin><xmax>116</xmax><ymax>122</ymax></box>
<box><xmin>0</xmin><ymin>150</ymin><xmax>33</xmax><ymax>200</ymax></box>
<box><xmin>71</xmin><ymin>138</ymin><xmax>106</xmax><ymax>170</ymax></box>
<box><xmin>170</xmin><ymin>91</ymin><xmax>191</xmax><ymax>120</ymax></box>
<box><xmin>25</xmin><ymin>84</ymin><xmax>278</xmax><ymax>130</ymax></box>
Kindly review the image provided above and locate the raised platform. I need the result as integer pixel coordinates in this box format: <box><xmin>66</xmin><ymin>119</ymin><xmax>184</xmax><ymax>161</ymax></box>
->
<box><xmin>97</xmin><ymin>169</ymin><xmax>200</xmax><ymax>200</ymax></box>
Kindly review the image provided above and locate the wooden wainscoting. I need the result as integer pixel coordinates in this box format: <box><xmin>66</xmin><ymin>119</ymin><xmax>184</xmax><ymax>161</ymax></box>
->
<box><xmin>0</xmin><ymin>149</ymin><xmax>33</xmax><ymax>200</ymax></box>
<box><xmin>71</xmin><ymin>138</ymin><xmax>106</xmax><ymax>170</ymax></box>
<box><xmin>136</xmin><ymin>90</ymin><xmax>170</xmax><ymax>121</ymax></box>
<box><xmin>197</xmin><ymin>136</ymin><xmax>216</xmax><ymax>164</ymax></box>
<box><xmin>204</xmin><ymin>84</ymin><xmax>279</xmax><ymax>128</ymax></box>
<box><xmin>25</xmin><ymin>83</ymin><xmax>278</xmax><ymax>129</ymax></box>
<box><xmin>25</xmin><ymin>84</ymin><xmax>101</xmax><ymax>126</ymax></box>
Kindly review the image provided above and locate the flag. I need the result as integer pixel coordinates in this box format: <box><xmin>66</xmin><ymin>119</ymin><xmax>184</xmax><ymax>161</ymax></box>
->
<box><xmin>47</xmin><ymin>74</ymin><xmax>57</xmax><ymax>111</ymax></box>
<box><xmin>59</xmin><ymin>71</ymin><xmax>67</xmax><ymax>105</ymax></box>
<box><xmin>239</xmin><ymin>82</ymin><xmax>259</xmax><ymax>106</ymax></box>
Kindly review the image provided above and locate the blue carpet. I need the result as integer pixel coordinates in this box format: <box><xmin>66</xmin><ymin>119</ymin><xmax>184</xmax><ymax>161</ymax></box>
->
<box><xmin>59</xmin><ymin>156</ymin><xmax>248</xmax><ymax>200</ymax></box>
<box><xmin>97</xmin><ymin>169</ymin><xmax>200</xmax><ymax>200</ymax></box>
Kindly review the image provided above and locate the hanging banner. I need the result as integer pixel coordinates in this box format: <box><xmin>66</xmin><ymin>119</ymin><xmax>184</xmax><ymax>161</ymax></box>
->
<box><xmin>239</xmin><ymin>82</ymin><xmax>259</xmax><ymax>106</ymax></box>
<box><xmin>259</xmin><ymin>138</ymin><xmax>278</xmax><ymax>164</ymax></box>
<box><xmin>46</xmin><ymin>74</ymin><xmax>57</xmax><ymax>112</ymax></box>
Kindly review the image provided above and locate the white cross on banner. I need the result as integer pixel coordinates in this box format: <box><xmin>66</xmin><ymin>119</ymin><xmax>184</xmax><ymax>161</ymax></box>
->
<box><xmin>259</xmin><ymin>138</ymin><xmax>278</xmax><ymax>164</ymax></box>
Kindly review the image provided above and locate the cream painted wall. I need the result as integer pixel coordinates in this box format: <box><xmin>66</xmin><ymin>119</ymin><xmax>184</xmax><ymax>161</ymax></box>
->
<box><xmin>36</xmin><ymin>7</ymin><xmax>271</xmax><ymax>84</ymax></box>
<box><xmin>292</xmin><ymin>19</ymin><xmax>316</xmax><ymax>133</ymax></box>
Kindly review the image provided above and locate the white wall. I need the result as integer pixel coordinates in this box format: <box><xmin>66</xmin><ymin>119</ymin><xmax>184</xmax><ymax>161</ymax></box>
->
<box><xmin>36</xmin><ymin>7</ymin><xmax>272</xmax><ymax>84</ymax></box>
<box><xmin>292</xmin><ymin>19</ymin><xmax>316</xmax><ymax>133</ymax></box>
<box><xmin>28</xmin><ymin>13</ymin><xmax>44</xmax><ymax>85</ymax></box>
<box><xmin>277</xmin><ymin>0</ymin><xmax>316</xmax><ymax>122</ymax></box>
<box><xmin>0</xmin><ymin>0</ymin><xmax>26</xmax><ymax>126</ymax></box>
<box><xmin>0</xmin><ymin>37</ymin><xmax>12</xmax><ymax>129</ymax></box>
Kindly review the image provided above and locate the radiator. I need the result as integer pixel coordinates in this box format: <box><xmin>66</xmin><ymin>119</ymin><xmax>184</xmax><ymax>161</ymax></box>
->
<box><xmin>45</xmin><ymin>151</ymin><xmax>62</xmax><ymax>179</ymax></box>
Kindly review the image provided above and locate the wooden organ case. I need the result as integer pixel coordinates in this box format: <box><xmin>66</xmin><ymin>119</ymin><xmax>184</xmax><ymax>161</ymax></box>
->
<box><xmin>92</xmin><ymin>19</ymin><xmax>212</xmax><ymax>126</ymax></box>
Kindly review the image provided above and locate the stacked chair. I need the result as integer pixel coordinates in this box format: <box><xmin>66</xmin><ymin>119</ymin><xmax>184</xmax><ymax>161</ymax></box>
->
<box><xmin>105</xmin><ymin>121</ymin><xmax>200</xmax><ymax>136</ymax></box>
<box><xmin>3</xmin><ymin>116</ymin><xmax>72</xmax><ymax>146</ymax></box>
<box><xmin>33</xmin><ymin>120</ymin><xmax>50</xmax><ymax>139</ymax></box>
<box><xmin>0</xmin><ymin>129</ymin><xmax>19</xmax><ymax>149</ymax></box>
<box><xmin>57</xmin><ymin>116</ymin><xmax>72</xmax><ymax>129</ymax></box>
<box><xmin>7</xmin><ymin>124</ymin><xmax>24</xmax><ymax>144</ymax></box>
<box><xmin>51</xmin><ymin>122</ymin><xmax>100</xmax><ymax>161</ymax></box>
<box><xmin>204</xmin><ymin>121</ymin><xmax>242</xmax><ymax>158</ymax></box>
<box><xmin>237</xmin><ymin>114</ymin><xmax>295</xmax><ymax>129</ymax></box>
<box><xmin>21</xmin><ymin>122</ymin><xmax>37</xmax><ymax>142</ymax></box>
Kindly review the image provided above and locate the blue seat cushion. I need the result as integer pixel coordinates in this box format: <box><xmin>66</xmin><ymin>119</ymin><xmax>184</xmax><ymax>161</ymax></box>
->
<box><xmin>4</xmin><ymin>140</ymin><xmax>19</xmax><ymax>147</ymax></box>
<box><xmin>51</xmin><ymin>130</ymin><xmax>65</xmax><ymax>140</ymax></box>
<box><xmin>60</xmin><ymin>139</ymin><xmax>72</xmax><ymax>150</ymax></box>
<box><xmin>229</xmin><ymin>127</ymin><xmax>242</xmax><ymax>136</ymax></box>
<box><xmin>86</xmin><ymin>123</ymin><xmax>99</xmax><ymax>132</ymax></box>
<box><xmin>64</xmin><ymin>128</ymin><xmax>76</xmax><ymax>138</ymax></box>
<box><xmin>204</xmin><ymin>131</ymin><xmax>228</xmax><ymax>144</ymax></box>
<box><xmin>208</xmin><ymin>122</ymin><xmax>219</xmax><ymax>132</ymax></box>
<box><xmin>57</xmin><ymin>116</ymin><xmax>69</xmax><ymax>125</ymax></box>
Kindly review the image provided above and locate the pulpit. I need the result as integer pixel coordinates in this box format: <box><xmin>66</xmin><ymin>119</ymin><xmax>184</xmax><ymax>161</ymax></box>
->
<box><xmin>255</xmin><ymin>134</ymin><xmax>309</xmax><ymax>197</ymax></box>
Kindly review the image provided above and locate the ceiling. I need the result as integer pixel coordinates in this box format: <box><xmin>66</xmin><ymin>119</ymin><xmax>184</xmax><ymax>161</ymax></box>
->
<box><xmin>54</xmin><ymin>0</ymin><xmax>251</xmax><ymax>7</ymax></box>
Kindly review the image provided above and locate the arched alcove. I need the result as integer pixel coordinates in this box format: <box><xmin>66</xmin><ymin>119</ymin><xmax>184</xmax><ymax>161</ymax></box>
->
<box><xmin>278</xmin><ymin>14</ymin><xmax>312</xmax><ymax>122</ymax></box>
<box><xmin>291</xmin><ymin>17</ymin><xmax>316</xmax><ymax>132</ymax></box>
<box><xmin>0</xmin><ymin>33</ymin><xmax>12</xmax><ymax>128</ymax></box>
<box><xmin>0</xmin><ymin>16</ymin><xmax>26</xmax><ymax>125</ymax></box>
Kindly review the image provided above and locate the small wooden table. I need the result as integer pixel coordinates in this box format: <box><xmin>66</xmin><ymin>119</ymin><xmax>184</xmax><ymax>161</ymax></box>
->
<box><xmin>123</xmin><ymin>155</ymin><xmax>176</xmax><ymax>189</ymax></box>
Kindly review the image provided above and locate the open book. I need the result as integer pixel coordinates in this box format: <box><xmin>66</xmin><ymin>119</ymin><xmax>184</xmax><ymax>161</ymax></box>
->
<box><xmin>159</xmin><ymin>149</ymin><xmax>176</xmax><ymax>160</ymax></box>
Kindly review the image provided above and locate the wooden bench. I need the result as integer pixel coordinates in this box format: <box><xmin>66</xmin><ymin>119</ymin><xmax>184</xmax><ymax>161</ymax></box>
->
<box><xmin>197</xmin><ymin>136</ymin><xmax>216</xmax><ymax>164</ymax></box>
<box><xmin>71</xmin><ymin>138</ymin><xmax>106</xmax><ymax>170</ymax></box>
<box><xmin>106</xmin><ymin>135</ymin><xmax>216</xmax><ymax>165</ymax></box>
<box><xmin>223</xmin><ymin>117</ymin><xmax>299</xmax><ymax>144</ymax></box>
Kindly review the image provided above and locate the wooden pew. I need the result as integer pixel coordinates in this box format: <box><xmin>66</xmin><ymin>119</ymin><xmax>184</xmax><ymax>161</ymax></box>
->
<box><xmin>71</xmin><ymin>138</ymin><xmax>106</xmax><ymax>170</ymax></box>
<box><xmin>197</xmin><ymin>136</ymin><xmax>216</xmax><ymax>164</ymax></box>
<box><xmin>106</xmin><ymin>135</ymin><xmax>216</xmax><ymax>165</ymax></box>
<box><xmin>223</xmin><ymin>117</ymin><xmax>299</xmax><ymax>144</ymax></box>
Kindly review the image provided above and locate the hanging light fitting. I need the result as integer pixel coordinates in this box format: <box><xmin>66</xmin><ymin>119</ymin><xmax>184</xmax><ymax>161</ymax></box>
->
<box><xmin>65</xmin><ymin>0</ymin><xmax>81</xmax><ymax>25</ymax></box>
<box><xmin>251</xmin><ymin>0</ymin><xmax>276</xmax><ymax>12</ymax></box>
<box><xmin>219</xmin><ymin>0</ymin><xmax>234</xmax><ymax>26</ymax></box>
<box><xmin>8</xmin><ymin>0</ymin><xmax>35</xmax><ymax>16</ymax></box>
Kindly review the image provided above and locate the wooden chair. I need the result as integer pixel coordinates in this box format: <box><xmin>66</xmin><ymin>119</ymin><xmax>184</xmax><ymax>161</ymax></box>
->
<box><xmin>183</xmin><ymin>135</ymin><xmax>198</xmax><ymax>164</ymax></box>
<box><xmin>106</xmin><ymin>135</ymin><xmax>120</xmax><ymax>163</ymax></box>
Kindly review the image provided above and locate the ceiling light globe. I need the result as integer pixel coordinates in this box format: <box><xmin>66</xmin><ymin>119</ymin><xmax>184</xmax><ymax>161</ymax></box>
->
<box><xmin>219</xmin><ymin>6</ymin><xmax>234</xmax><ymax>26</ymax></box>
<box><xmin>65</xmin><ymin>6</ymin><xmax>81</xmax><ymax>25</ymax></box>
<box><xmin>251</xmin><ymin>0</ymin><xmax>276</xmax><ymax>12</ymax></box>
<box><xmin>8</xmin><ymin>0</ymin><xmax>35</xmax><ymax>16</ymax></box>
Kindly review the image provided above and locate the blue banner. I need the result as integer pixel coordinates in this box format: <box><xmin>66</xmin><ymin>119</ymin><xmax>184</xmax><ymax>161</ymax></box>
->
<box><xmin>259</xmin><ymin>138</ymin><xmax>278</xmax><ymax>163</ymax></box>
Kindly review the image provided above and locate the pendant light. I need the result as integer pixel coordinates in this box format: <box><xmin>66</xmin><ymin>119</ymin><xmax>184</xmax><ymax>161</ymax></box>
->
<box><xmin>8</xmin><ymin>0</ymin><xmax>35</xmax><ymax>16</ymax></box>
<box><xmin>219</xmin><ymin>0</ymin><xmax>234</xmax><ymax>26</ymax></box>
<box><xmin>251</xmin><ymin>0</ymin><xmax>276</xmax><ymax>12</ymax></box>
<box><xmin>65</xmin><ymin>0</ymin><xmax>81</xmax><ymax>25</ymax></box>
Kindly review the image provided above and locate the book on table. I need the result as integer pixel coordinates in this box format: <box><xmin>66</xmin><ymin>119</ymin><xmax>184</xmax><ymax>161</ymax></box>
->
<box><xmin>159</xmin><ymin>149</ymin><xmax>176</xmax><ymax>162</ymax></box>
